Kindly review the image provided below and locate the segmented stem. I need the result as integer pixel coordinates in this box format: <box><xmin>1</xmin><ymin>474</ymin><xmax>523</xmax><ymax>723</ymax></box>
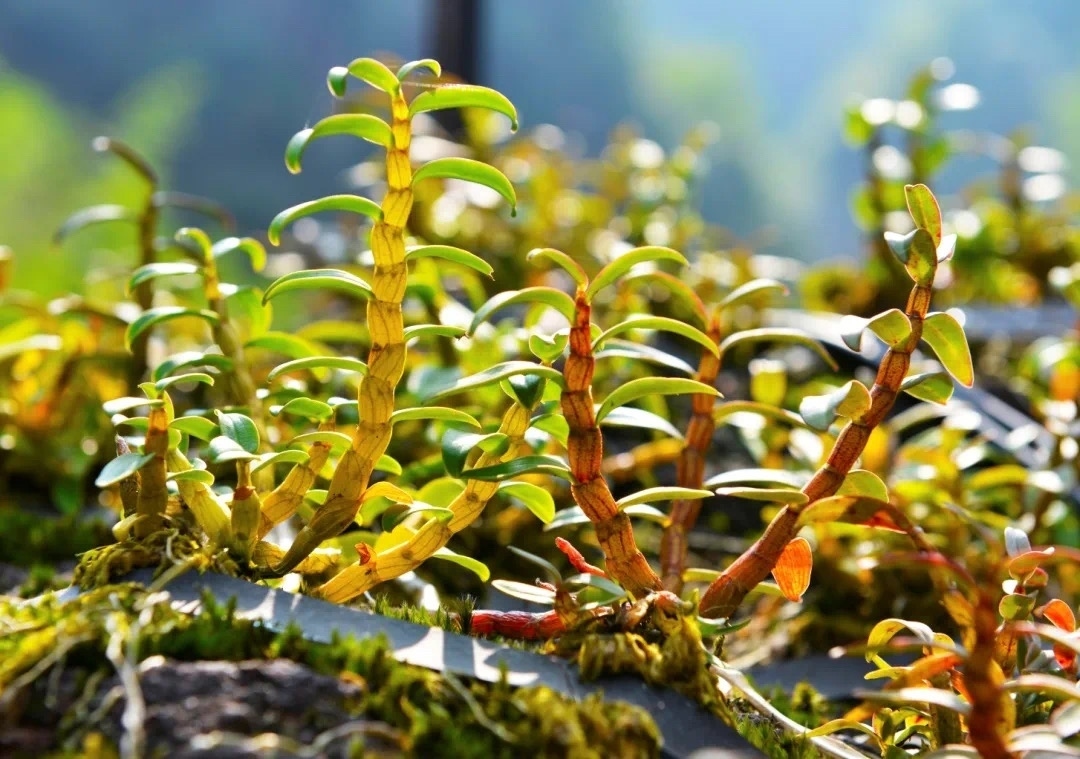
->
<box><xmin>267</xmin><ymin>93</ymin><xmax>413</xmax><ymax>575</ymax></box>
<box><xmin>257</xmin><ymin>437</ymin><xmax>332</xmax><ymax>539</ymax></box>
<box><xmin>700</xmin><ymin>281</ymin><xmax>934</xmax><ymax>618</ymax></box>
<box><xmin>316</xmin><ymin>396</ymin><xmax>535</xmax><ymax>603</ymax></box>
<box><xmin>134</xmin><ymin>405</ymin><xmax>168</xmax><ymax>538</ymax></box>
<box><xmin>564</xmin><ymin>289</ymin><xmax>662</xmax><ymax>597</ymax></box>
<box><xmin>660</xmin><ymin>313</ymin><xmax>722</xmax><ymax>592</ymax></box>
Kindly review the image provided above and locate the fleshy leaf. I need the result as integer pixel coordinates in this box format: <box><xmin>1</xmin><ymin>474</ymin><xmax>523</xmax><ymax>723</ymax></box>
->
<box><xmin>128</xmin><ymin>262</ymin><xmax>200</xmax><ymax>293</ymax></box>
<box><xmin>594</xmin><ymin>339</ymin><xmax>695</xmax><ymax>375</ymax></box>
<box><xmin>391</xmin><ymin>407</ymin><xmax>480</xmax><ymax>428</ymax></box>
<box><xmin>883</xmin><ymin>227</ymin><xmax>937</xmax><ymax>284</ymax></box>
<box><xmin>267</xmin><ymin>355</ymin><xmax>368</xmax><ymax>382</ymax></box>
<box><xmin>586</xmin><ymin>246</ymin><xmax>687</xmax><ymax>298</ymax></box>
<box><xmin>245</xmin><ymin>332</ymin><xmax>323</xmax><ymax>359</ymax></box>
<box><xmin>771</xmin><ymin>537</ymin><xmax>812</xmax><ymax>602</ymax></box>
<box><xmin>412</xmin><ymin>157</ymin><xmax>516</xmax><ymax>213</ymax></box>
<box><xmin>468</xmin><ymin>287</ymin><xmax>576</xmax><ymax>332</ymax></box>
<box><xmin>408</xmin><ymin>84</ymin><xmax>519</xmax><ymax>130</ymax></box>
<box><xmin>1041</xmin><ymin>599</ymin><xmax>1076</xmax><ymax>632</ymax></box>
<box><xmin>153</xmin><ymin>372</ymin><xmax>215</xmax><ymax>392</ymax></box>
<box><xmin>714</xmin><ymin>487</ymin><xmax>809</xmax><ymax>505</ymax></box>
<box><xmin>615</xmin><ymin>487</ymin><xmax>711</xmax><ymax>510</ymax></box>
<box><xmin>126</xmin><ymin>307</ymin><xmax>219</xmax><ymax>350</ymax></box>
<box><xmin>397</xmin><ymin>58</ymin><xmax>441</xmax><ymax>81</ymax></box>
<box><xmin>592</xmin><ymin>315</ymin><xmax>718</xmax><ymax>357</ymax></box>
<box><xmin>462</xmin><ymin>455</ymin><xmax>571</xmax><ymax>481</ymax></box>
<box><xmin>214</xmin><ymin>411</ymin><xmax>260</xmax><ymax>453</ymax></box>
<box><xmin>900</xmin><ymin>371</ymin><xmax>954</xmax><ymax>404</ymax></box>
<box><xmin>498</xmin><ymin>481</ymin><xmax>556</xmax><ymax>523</ymax></box>
<box><xmin>167</xmin><ymin>469</ymin><xmax>215</xmax><ymax>486</ymax></box>
<box><xmin>595</xmin><ymin>377</ymin><xmax>719</xmax><ymax>423</ymax></box>
<box><xmin>151</xmin><ymin>351</ymin><xmax>234</xmax><ymax>382</ymax></box>
<box><xmin>95</xmin><ymin>453</ymin><xmax>155</xmax><ymax>488</ymax></box>
<box><xmin>430</xmin><ymin>547</ymin><xmax>490</xmax><ymax>581</ymax></box>
<box><xmin>719</xmin><ymin>328</ymin><xmax>838</xmax><ymax>371</ymax></box>
<box><xmin>491</xmin><ymin>579</ymin><xmax>556</xmax><ymax>606</ymax></box>
<box><xmin>271</xmin><ymin>397</ymin><xmax>335</xmax><ymax>421</ymax></box>
<box><xmin>717</xmin><ymin>279</ymin><xmax>788</xmax><ymax>311</ymax></box>
<box><xmin>268</xmin><ymin>195</ymin><xmax>382</xmax><ymax>245</ymax></box>
<box><xmin>252</xmin><ymin>449</ymin><xmax>310</xmax><ymax>474</ymax></box>
<box><xmin>328</xmin><ymin>57</ymin><xmax>400</xmax><ymax>96</ymax></box>
<box><xmin>169</xmin><ymin>416</ymin><xmax>219</xmax><ymax>440</ymax></box>
<box><xmin>406</xmin><ymin>244</ymin><xmax>493</xmax><ymax>277</ymax></box>
<box><xmin>210</xmin><ymin>236</ymin><xmax>267</xmax><ymax>272</ymax></box>
<box><xmin>422</xmin><ymin>361</ymin><xmax>564</xmax><ymax>402</ymax></box>
<box><xmin>905</xmin><ymin>183</ymin><xmax>943</xmax><ymax>243</ymax></box>
<box><xmin>837</xmin><ymin>470</ymin><xmax>890</xmax><ymax>501</ymax></box>
<box><xmin>285</xmin><ymin>114</ymin><xmax>392</xmax><ymax>174</ymax></box>
<box><xmin>263</xmin><ymin>269</ymin><xmax>372</xmax><ymax>304</ymax></box>
<box><xmin>526</xmin><ymin>248</ymin><xmax>588</xmax><ymax>288</ymax></box>
<box><xmin>839</xmin><ymin>309</ymin><xmax>912</xmax><ymax>351</ymax></box>
<box><xmin>599</xmin><ymin>406</ymin><xmax>684</xmax><ymax>440</ymax></box>
<box><xmin>921</xmin><ymin>312</ymin><xmax>973</xmax><ymax>387</ymax></box>
<box><xmin>799</xmin><ymin>380</ymin><xmax>872</xmax><ymax>431</ymax></box>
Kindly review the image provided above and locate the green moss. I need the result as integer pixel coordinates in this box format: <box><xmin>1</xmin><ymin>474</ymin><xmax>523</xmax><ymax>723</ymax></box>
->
<box><xmin>0</xmin><ymin>508</ymin><xmax>112</xmax><ymax>568</ymax></box>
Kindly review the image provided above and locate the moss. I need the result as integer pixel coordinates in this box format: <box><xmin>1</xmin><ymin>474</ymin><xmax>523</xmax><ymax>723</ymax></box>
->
<box><xmin>2</xmin><ymin>582</ymin><xmax>662</xmax><ymax>758</ymax></box>
<box><xmin>0</xmin><ymin>508</ymin><xmax>112</xmax><ymax>568</ymax></box>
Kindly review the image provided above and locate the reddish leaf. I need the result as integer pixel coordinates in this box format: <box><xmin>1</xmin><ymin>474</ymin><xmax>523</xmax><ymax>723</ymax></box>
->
<box><xmin>1041</xmin><ymin>598</ymin><xmax>1077</xmax><ymax>632</ymax></box>
<box><xmin>862</xmin><ymin>510</ymin><xmax>906</xmax><ymax>532</ymax></box>
<box><xmin>771</xmin><ymin>537</ymin><xmax>812</xmax><ymax>603</ymax></box>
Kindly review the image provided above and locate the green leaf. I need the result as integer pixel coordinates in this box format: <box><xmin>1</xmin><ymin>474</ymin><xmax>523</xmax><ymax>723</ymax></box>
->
<box><xmin>95</xmin><ymin>452</ymin><xmax>155</xmax><ymax>488</ymax></box>
<box><xmin>527</xmin><ymin>248</ymin><xmax>588</xmax><ymax>288</ymax></box>
<box><xmin>151</xmin><ymin>351</ymin><xmax>234</xmax><ymax>382</ymax></box>
<box><xmin>596</xmin><ymin>377</ymin><xmax>719</xmax><ymax>423</ymax></box>
<box><xmin>623</xmin><ymin>270</ymin><xmax>707</xmax><ymax>325</ymax></box>
<box><xmin>441</xmin><ymin>429</ymin><xmax>506</xmax><ymax>478</ymax></box>
<box><xmin>412</xmin><ymin>157</ymin><xmax>516</xmax><ymax>213</ymax></box>
<box><xmin>211</xmin><ymin>236</ymin><xmax>266</xmax><ymax>272</ymax></box>
<box><xmin>838</xmin><ymin>470</ymin><xmax>890</xmax><ymax>501</ymax></box>
<box><xmin>403</xmin><ymin>324</ymin><xmax>466</xmax><ymax>342</ymax></box>
<box><xmin>796</xmin><ymin>495</ymin><xmax>897</xmax><ymax>528</ymax></box>
<box><xmin>406</xmin><ymin>244</ymin><xmax>493</xmax><ymax>277</ymax></box>
<box><xmin>154</xmin><ymin>372</ymin><xmax>215</xmax><ymax>392</ymax></box>
<box><xmin>840</xmin><ymin>309</ymin><xmax>912</xmax><ymax>351</ymax></box>
<box><xmin>327</xmin><ymin>57</ymin><xmax>400</xmax><ymax>96</ymax></box>
<box><xmin>206</xmin><ymin>435</ymin><xmax>258</xmax><ymax>464</ymax></box>
<box><xmin>103</xmin><ymin>396</ymin><xmax>163</xmax><ymax>415</ymax></box>
<box><xmin>545</xmin><ymin>506</ymin><xmax>590</xmax><ymax>530</ymax></box>
<box><xmin>599</xmin><ymin>406</ymin><xmax>683</xmax><ymax>440</ymax></box>
<box><xmin>999</xmin><ymin>593</ymin><xmax>1036</xmax><ymax>621</ymax></box>
<box><xmin>168</xmin><ymin>469</ymin><xmax>215</xmax><ymax>485</ymax></box>
<box><xmin>271</xmin><ymin>397</ymin><xmax>335</xmax><ymax>421</ymax></box>
<box><xmin>263</xmin><ymin>268</ymin><xmax>372</xmax><ymax>303</ymax></box>
<box><xmin>397</xmin><ymin>58</ymin><xmax>441</xmax><ymax>81</ymax></box>
<box><xmin>714</xmin><ymin>487</ymin><xmax>809</xmax><ymax>505</ymax></box>
<box><xmin>799</xmin><ymin>380</ymin><xmax>872</xmax><ymax>431</ymax></box>
<box><xmin>430</xmin><ymin>547</ymin><xmax>490</xmax><ymax>582</ymax></box>
<box><xmin>883</xmin><ymin>228</ymin><xmax>937</xmax><ymax>284</ymax></box>
<box><xmin>713</xmin><ymin>401</ymin><xmax>812</xmax><ymax>430</ymax></box>
<box><xmin>383</xmin><ymin>502</ymin><xmax>453</xmax><ymax>530</ymax></box>
<box><xmin>214</xmin><ymin>411</ymin><xmax>260</xmax><ymax>453</ymax></box>
<box><xmin>174</xmin><ymin>227</ymin><xmax>213</xmax><ymax>260</ymax></box>
<box><xmin>169</xmin><ymin>416</ymin><xmax>219</xmax><ymax>440</ymax></box>
<box><xmin>391</xmin><ymin>407</ymin><xmax>480</xmax><ymax>428</ymax></box>
<box><xmin>718</xmin><ymin>328</ymin><xmax>838</xmax><ymax>371</ymax></box>
<box><xmin>905</xmin><ymin>183</ymin><xmax>942</xmax><ymax>243</ymax></box>
<box><xmin>126</xmin><ymin>307</ymin><xmax>219</xmax><ymax>350</ymax></box>
<box><xmin>857</xmin><ymin>688</ymin><xmax>970</xmax><ymax>716</ymax></box>
<box><xmin>922</xmin><ymin>312</ymin><xmax>973</xmax><ymax>387</ymax></box>
<box><xmin>245</xmin><ymin>331</ymin><xmax>323</xmax><ymax>360</ymax></box>
<box><xmin>55</xmin><ymin>204</ymin><xmax>135</xmax><ymax>242</ymax></box>
<box><xmin>704</xmin><ymin>468</ymin><xmax>809</xmax><ymax>490</ymax></box>
<box><xmin>529</xmin><ymin>333</ymin><xmax>569</xmax><ymax>363</ymax></box>
<box><xmin>422</xmin><ymin>361</ymin><xmax>564</xmax><ymax>402</ymax></box>
<box><xmin>128</xmin><ymin>262</ymin><xmax>200</xmax><ymax>293</ymax></box>
<box><xmin>593</xmin><ymin>315</ymin><xmax>718</xmax><ymax>357</ymax></box>
<box><xmin>718</xmin><ymin>279</ymin><xmax>788</xmax><ymax>310</ymax></box>
<box><xmin>462</xmin><ymin>455</ymin><xmax>571</xmax><ymax>482</ymax></box>
<box><xmin>291</xmin><ymin>430</ymin><xmax>353</xmax><ymax>450</ymax></box>
<box><xmin>468</xmin><ymin>287</ymin><xmax>577</xmax><ymax>333</ymax></box>
<box><xmin>498</xmin><ymin>481</ymin><xmax>556</xmax><ymax>523</ymax></box>
<box><xmin>491</xmin><ymin>579</ymin><xmax>556</xmax><ymax>606</ymax></box>
<box><xmin>586</xmin><ymin>246</ymin><xmax>687</xmax><ymax>299</ymax></box>
<box><xmin>615</xmin><ymin>487</ymin><xmax>711</xmax><ymax>510</ymax></box>
<box><xmin>530</xmin><ymin>413</ymin><xmax>569</xmax><ymax>446</ymax></box>
<box><xmin>267</xmin><ymin>355</ymin><xmax>368</xmax><ymax>382</ymax></box>
<box><xmin>595</xmin><ymin>339</ymin><xmax>695</xmax><ymax>375</ymax></box>
<box><xmin>408</xmin><ymin>84</ymin><xmax>518</xmax><ymax>130</ymax></box>
<box><xmin>567</xmin><ymin>573</ymin><xmax>627</xmax><ymax>607</ymax></box>
<box><xmin>268</xmin><ymin>196</ymin><xmax>382</xmax><ymax>245</ymax></box>
<box><xmin>900</xmin><ymin>371</ymin><xmax>954</xmax><ymax>404</ymax></box>
<box><xmin>285</xmin><ymin>114</ymin><xmax>392</xmax><ymax>174</ymax></box>
<box><xmin>226</xmin><ymin>286</ymin><xmax>272</xmax><ymax>341</ymax></box>
<box><xmin>252</xmin><ymin>449</ymin><xmax>311</xmax><ymax>474</ymax></box>
<box><xmin>507</xmin><ymin>373</ymin><xmax>546</xmax><ymax>409</ymax></box>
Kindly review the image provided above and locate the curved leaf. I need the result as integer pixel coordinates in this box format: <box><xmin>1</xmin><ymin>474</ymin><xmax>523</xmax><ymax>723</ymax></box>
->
<box><xmin>491</xmin><ymin>579</ymin><xmax>556</xmax><ymax>606</ymax></box>
<box><xmin>838</xmin><ymin>469</ymin><xmax>890</xmax><ymax>501</ymax></box>
<box><xmin>215</xmin><ymin>411</ymin><xmax>260</xmax><ymax>453</ymax></box>
<box><xmin>267</xmin><ymin>355</ymin><xmax>368</xmax><ymax>382</ymax></box>
<box><xmin>593</xmin><ymin>315</ymin><xmax>718</xmax><ymax>357</ymax></box>
<box><xmin>615</xmin><ymin>487</ymin><xmax>711</xmax><ymax>510</ymax></box>
<box><xmin>151</xmin><ymin>191</ymin><xmax>235</xmax><ymax>230</ymax></box>
<box><xmin>95</xmin><ymin>452</ymin><xmax>155</xmax><ymax>488</ymax></box>
<box><xmin>905</xmin><ymin>183</ymin><xmax>942</xmax><ymax>243</ymax></box>
<box><xmin>128</xmin><ymin>262</ymin><xmax>200</xmax><ymax>293</ymax></box>
<box><xmin>169</xmin><ymin>416</ymin><xmax>218</xmax><ymax>441</ymax></box>
<box><xmin>268</xmin><ymin>195</ymin><xmax>382</xmax><ymax>245</ymax></box>
<box><xmin>211</xmin><ymin>236</ymin><xmax>266</xmax><ymax>272</ymax></box>
<box><xmin>526</xmin><ymin>248</ymin><xmax>587</xmax><ymax>288</ymax></box>
<box><xmin>153</xmin><ymin>372</ymin><xmax>215</xmax><ymax>392</ymax></box>
<box><xmin>714</xmin><ymin>487</ymin><xmax>809</xmax><ymax>505</ymax></box>
<box><xmin>772</xmin><ymin>537</ymin><xmax>812</xmax><ymax>602</ymax></box>
<box><xmin>901</xmin><ymin>371</ymin><xmax>954</xmax><ymax>405</ymax></box>
<box><xmin>430</xmin><ymin>547</ymin><xmax>490</xmax><ymax>581</ymax></box>
<box><xmin>719</xmin><ymin>328</ymin><xmax>838</xmax><ymax>371</ymax></box>
<box><xmin>498</xmin><ymin>481</ymin><xmax>556</xmax><ymax>523</ymax></box>
<box><xmin>595</xmin><ymin>377</ymin><xmax>719</xmax><ymax>423</ymax></box>
<box><xmin>271</xmin><ymin>397</ymin><xmax>335</xmax><ymax>421</ymax></box>
<box><xmin>412</xmin><ymin>157</ymin><xmax>516</xmax><ymax>213</ymax></box>
<box><xmin>623</xmin><ymin>270</ymin><xmax>708</xmax><ymax>326</ymax></box>
<box><xmin>391</xmin><ymin>407</ymin><xmax>480</xmax><ymax>428</ymax></box>
<box><xmin>922</xmin><ymin>312</ymin><xmax>973</xmax><ymax>387</ymax></box>
<box><xmin>245</xmin><ymin>331</ymin><xmax>324</xmax><ymax>359</ymax></box>
<box><xmin>151</xmin><ymin>351</ymin><xmax>234</xmax><ymax>382</ymax></box>
<box><xmin>167</xmin><ymin>469</ymin><xmax>215</xmax><ymax>486</ymax></box>
<box><xmin>884</xmin><ymin>227</ymin><xmax>937</xmax><ymax>284</ymax></box>
<box><xmin>599</xmin><ymin>406</ymin><xmax>683</xmax><ymax>440</ymax></box>
<box><xmin>408</xmin><ymin>84</ymin><xmax>519</xmax><ymax>130</ymax></box>
<box><xmin>704</xmin><ymin>468</ymin><xmax>809</xmax><ymax>490</ymax></box>
<box><xmin>406</xmin><ymin>244</ymin><xmax>493</xmax><ymax>277</ymax></box>
<box><xmin>587</xmin><ymin>246</ymin><xmax>687</xmax><ymax>299</ymax></box>
<box><xmin>799</xmin><ymin>380</ymin><xmax>872</xmax><ymax>431</ymax></box>
<box><xmin>796</xmin><ymin>495</ymin><xmax>902</xmax><ymax>529</ymax></box>
<box><xmin>839</xmin><ymin>309</ymin><xmax>912</xmax><ymax>351</ymax></box>
<box><xmin>206</xmin><ymin>435</ymin><xmax>258</xmax><ymax>464</ymax></box>
<box><xmin>327</xmin><ymin>57</ymin><xmax>400</xmax><ymax>96</ymax></box>
<box><xmin>397</xmin><ymin>58</ymin><xmax>441</xmax><ymax>81</ymax></box>
<box><xmin>55</xmin><ymin>204</ymin><xmax>135</xmax><ymax>242</ymax></box>
<box><xmin>713</xmin><ymin>401</ymin><xmax>812</xmax><ymax>430</ymax></box>
<box><xmin>462</xmin><ymin>455</ymin><xmax>571</xmax><ymax>482</ymax></box>
<box><xmin>285</xmin><ymin>114</ymin><xmax>392</xmax><ymax>174</ymax></box>
<box><xmin>251</xmin><ymin>450</ymin><xmax>311</xmax><ymax>475</ymax></box>
<box><xmin>263</xmin><ymin>269</ymin><xmax>372</xmax><ymax>304</ymax></box>
<box><xmin>594</xmin><ymin>339</ymin><xmax>695</xmax><ymax>375</ymax></box>
<box><xmin>718</xmin><ymin>279</ymin><xmax>788</xmax><ymax>311</ymax></box>
<box><xmin>403</xmin><ymin>324</ymin><xmax>467</xmax><ymax>342</ymax></box>
<box><xmin>103</xmin><ymin>397</ymin><xmax>163</xmax><ymax>415</ymax></box>
<box><xmin>125</xmin><ymin>307</ymin><xmax>219</xmax><ymax>350</ymax></box>
<box><xmin>291</xmin><ymin>430</ymin><xmax>353</xmax><ymax>450</ymax></box>
<box><xmin>422</xmin><ymin>361</ymin><xmax>564</xmax><ymax>402</ymax></box>
<box><xmin>468</xmin><ymin>287</ymin><xmax>576</xmax><ymax>333</ymax></box>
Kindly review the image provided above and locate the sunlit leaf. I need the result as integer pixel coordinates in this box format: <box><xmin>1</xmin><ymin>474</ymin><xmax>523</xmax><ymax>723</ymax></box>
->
<box><xmin>592</xmin><ymin>315</ymin><xmax>718</xmax><ymax>357</ymax></box>
<box><xmin>905</xmin><ymin>183</ymin><xmax>942</xmax><ymax>243</ymax></box>
<box><xmin>169</xmin><ymin>416</ymin><xmax>218</xmax><ymax>440</ymax></box>
<box><xmin>857</xmin><ymin>687</ymin><xmax>970</xmax><ymax>715</ymax></box>
<box><xmin>771</xmin><ymin>537</ymin><xmax>812</xmax><ymax>602</ymax></box>
<box><xmin>615</xmin><ymin>487</ymin><xmax>711</xmax><ymax>510</ymax></box>
<box><xmin>267</xmin><ymin>355</ymin><xmax>367</xmax><ymax>382</ymax></box>
<box><xmin>412</xmin><ymin>157</ymin><xmax>516</xmax><ymax>213</ymax></box>
<box><xmin>151</xmin><ymin>351</ymin><xmax>234</xmax><ymax>382</ymax></box>
<box><xmin>462</xmin><ymin>455</ymin><xmax>571</xmax><ymax>481</ymax></box>
<box><xmin>285</xmin><ymin>114</ymin><xmax>392</xmax><ymax>173</ymax></box>
<box><xmin>406</xmin><ymin>244</ymin><xmax>493</xmax><ymax>277</ymax></box>
<box><xmin>1041</xmin><ymin>599</ymin><xmax>1076</xmax><ymax>632</ymax></box>
<box><xmin>397</xmin><ymin>58</ymin><xmax>441</xmax><ymax>81</ymax></box>
<box><xmin>599</xmin><ymin>406</ymin><xmax>683</xmax><ymax>440</ymax></box>
<box><xmin>799</xmin><ymin>380</ymin><xmax>871</xmax><ymax>431</ymax></box>
<box><xmin>408</xmin><ymin>83</ymin><xmax>519</xmax><ymax>130</ymax></box>
<box><xmin>468</xmin><ymin>287</ymin><xmax>576</xmax><ymax>332</ymax></box>
<box><xmin>95</xmin><ymin>453</ymin><xmax>155</xmax><ymax>488</ymax></box>
<box><xmin>211</xmin><ymin>236</ymin><xmax>267</xmax><ymax>272</ymax></box>
<box><xmin>596</xmin><ymin>377</ymin><xmax>719</xmax><ymax>423</ymax></box>
<box><xmin>714</xmin><ymin>487</ymin><xmax>809</xmax><ymax>505</ymax></box>
<box><xmin>153</xmin><ymin>372</ymin><xmax>215</xmax><ymax>392</ymax></box>
<box><xmin>498</xmin><ymin>481</ymin><xmax>556</xmax><ymax>523</ymax></box>
<box><xmin>719</xmin><ymin>328</ymin><xmax>838</xmax><ymax>371</ymax></box>
<box><xmin>595</xmin><ymin>338</ymin><xmax>695</xmax><ymax>375</ymax></box>
<box><xmin>126</xmin><ymin>307</ymin><xmax>219</xmax><ymax>350</ymax></box>
<box><xmin>704</xmin><ymin>468</ymin><xmax>808</xmax><ymax>490</ymax></box>
<box><xmin>403</xmin><ymin>324</ymin><xmax>467</xmax><ymax>342</ymax></box>
<box><xmin>422</xmin><ymin>361</ymin><xmax>564</xmax><ymax>402</ymax></box>
<box><xmin>103</xmin><ymin>397</ymin><xmax>163</xmax><ymax>415</ymax></box>
<box><xmin>263</xmin><ymin>268</ymin><xmax>372</xmax><ymax>303</ymax></box>
<box><xmin>214</xmin><ymin>411</ymin><xmax>260</xmax><ymax>453</ymax></box>
<box><xmin>251</xmin><ymin>449</ymin><xmax>310</xmax><ymax>474</ymax></box>
<box><xmin>718</xmin><ymin>279</ymin><xmax>788</xmax><ymax>311</ymax></box>
<box><xmin>491</xmin><ymin>579</ymin><xmax>556</xmax><ymax>606</ymax></box>
<box><xmin>245</xmin><ymin>331</ymin><xmax>324</xmax><ymax>359</ymax></box>
<box><xmin>527</xmin><ymin>248</ymin><xmax>587</xmax><ymax>288</ymax></box>
<box><xmin>271</xmin><ymin>397</ymin><xmax>335</xmax><ymax>421</ymax></box>
<box><xmin>327</xmin><ymin>57</ymin><xmax>400</xmax><ymax>96</ymax></box>
<box><xmin>586</xmin><ymin>246</ymin><xmax>687</xmax><ymax>298</ymax></box>
<box><xmin>128</xmin><ymin>262</ymin><xmax>200</xmax><ymax>293</ymax></box>
<box><xmin>167</xmin><ymin>469</ymin><xmax>215</xmax><ymax>486</ymax></box>
<box><xmin>430</xmin><ymin>547</ymin><xmax>490</xmax><ymax>581</ymax></box>
<box><xmin>884</xmin><ymin>228</ymin><xmax>937</xmax><ymax>284</ymax></box>
<box><xmin>441</xmin><ymin>429</ymin><xmax>506</xmax><ymax>478</ymax></box>
<box><xmin>207</xmin><ymin>435</ymin><xmax>258</xmax><ymax>464</ymax></box>
<box><xmin>55</xmin><ymin>204</ymin><xmax>135</xmax><ymax>242</ymax></box>
<box><xmin>268</xmin><ymin>195</ymin><xmax>382</xmax><ymax>245</ymax></box>
<box><xmin>391</xmin><ymin>406</ymin><xmax>480</xmax><ymax>428</ymax></box>
<box><xmin>839</xmin><ymin>309</ymin><xmax>912</xmax><ymax>351</ymax></box>
<box><xmin>900</xmin><ymin>371</ymin><xmax>954</xmax><ymax>404</ymax></box>
<box><xmin>837</xmin><ymin>470</ymin><xmax>890</xmax><ymax>501</ymax></box>
<box><xmin>796</xmin><ymin>495</ymin><xmax>904</xmax><ymax>531</ymax></box>
<box><xmin>921</xmin><ymin>312</ymin><xmax>973</xmax><ymax>387</ymax></box>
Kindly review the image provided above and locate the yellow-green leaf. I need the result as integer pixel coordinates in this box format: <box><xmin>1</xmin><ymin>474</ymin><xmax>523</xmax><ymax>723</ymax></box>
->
<box><xmin>406</xmin><ymin>244</ymin><xmax>493</xmax><ymax>277</ymax></box>
<box><xmin>408</xmin><ymin>83</ymin><xmax>518</xmax><ymax>130</ymax></box>
<box><xmin>263</xmin><ymin>269</ymin><xmax>372</xmax><ymax>304</ymax></box>
<box><xmin>592</xmin><ymin>315</ymin><xmax>718</xmax><ymax>357</ymax></box>
<box><xmin>527</xmin><ymin>248</ymin><xmax>588</xmax><ymax>288</ymax></box>
<box><xmin>586</xmin><ymin>246</ymin><xmax>687</xmax><ymax>299</ymax></box>
<box><xmin>468</xmin><ymin>287</ymin><xmax>576</xmax><ymax>333</ymax></box>
<box><xmin>799</xmin><ymin>380</ymin><xmax>872</xmax><ymax>431</ymax></box>
<box><xmin>412</xmin><ymin>157</ymin><xmax>516</xmax><ymax>213</ymax></box>
<box><xmin>900</xmin><ymin>371</ymin><xmax>954</xmax><ymax>404</ymax></box>
<box><xmin>267</xmin><ymin>355</ymin><xmax>368</xmax><ymax>382</ymax></box>
<box><xmin>905</xmin><ymin>183</ymin><xmax>942</xmax><ymax>243</ymax></box>
<box><xmin>921</xmin><ymin>312</ymin><xmax>973</xmax><ymax>387</ymax></box>
<box><xmin>126</xmin><ymin>307</ymin><xmax>219</xmax><ymax>350</ymax></box>
<box><xmin>596</xmin><ymin>377</ymin><xmax>720</xmax><ymax>423</ymax></box>
<box><xmin>719</xmin><ymin>328</ymin><xmax>838</xmax><ymax>371</ymax></box>
<box><xmin>327</xmin><ymin>57</ymin><xmax>400</xmax><ymax>96</ymax></box>
<box><xmin>285</xmin><ymin>114</ymin><xmax>392</xmax><ymax>174</ymax></box>
<box><xmin>268</xmin><ymin>195</ymin><xmax>382</xmax><ymax>245</ymax></box>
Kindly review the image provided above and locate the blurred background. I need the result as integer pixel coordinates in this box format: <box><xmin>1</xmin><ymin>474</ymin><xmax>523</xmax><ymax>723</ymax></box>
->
<box><xmin>1</xmin><ymin>0</ymin><xmax>1077</xmax><ymax>296</ymax></box>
